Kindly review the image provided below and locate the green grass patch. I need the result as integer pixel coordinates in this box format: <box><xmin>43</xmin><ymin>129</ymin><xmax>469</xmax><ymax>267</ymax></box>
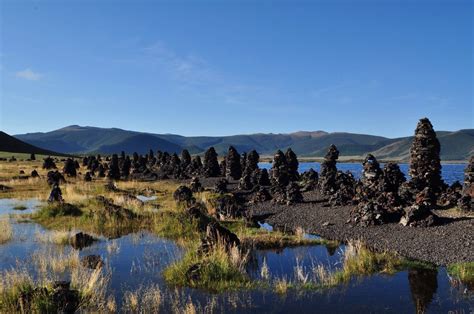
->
<box><xmin>448</xmin><ymin>262</ymin><xmax>474</xmax><ymax>284</ymax></box>
<box><xmin>34</xmin><ymin>203</ymin><xmax>83</xmax><ymax>218</ymax></box>
<box><xmin>163</xmin><ymin>244</ymin><xmax>255</xmax><ymax>292</ymax></box>
<box><xmin>221</xmin><ymin>220</ymin><xmax>339</xmax><ymax>250</ymax></box>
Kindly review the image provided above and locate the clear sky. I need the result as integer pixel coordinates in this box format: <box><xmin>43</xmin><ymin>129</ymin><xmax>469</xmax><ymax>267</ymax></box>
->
<box><xmin>0</xmin><ymin>0</ymin><xmax>472</xmax><ymax>138</ymax></box>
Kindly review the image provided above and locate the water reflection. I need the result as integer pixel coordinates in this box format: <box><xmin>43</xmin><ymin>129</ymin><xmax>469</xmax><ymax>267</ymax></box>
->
<box><xmin>408</xmin><ymin>268</ymin><xmax>438</xmax><ymax>314</ymax></box>
<box><xmin>0</xmin><ymin>199</ymin><xmax>473</xmax><ymax>312</ymax></box>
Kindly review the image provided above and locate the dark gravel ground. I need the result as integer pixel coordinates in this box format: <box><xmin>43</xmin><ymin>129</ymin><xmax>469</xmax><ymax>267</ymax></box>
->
<box><xmin>247</xmin><ymin>190</ymin><xmax>474</xmax><ymax>266</ymax></box>
<box><xmin>184</xmin><ymin>177</ymin><xmax>473</xmax><ymax>266</ymax></box>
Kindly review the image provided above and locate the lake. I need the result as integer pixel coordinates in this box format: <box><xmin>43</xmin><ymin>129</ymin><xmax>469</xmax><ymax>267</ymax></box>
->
<box><xmin>260</xmin><ymin>162</ymin><xmax>466</xmax><ymax>185</ymax></box>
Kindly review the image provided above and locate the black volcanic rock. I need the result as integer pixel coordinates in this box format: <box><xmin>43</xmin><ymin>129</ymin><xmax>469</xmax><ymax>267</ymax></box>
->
<box><xmin>409</xmin><ymin>118</ymin><xmax>443</xmax><ymax>195</ymax></box>
<box><xmin>271</xmin><ymin>150</ymin><xmax>289</xmax><ymax>187</ymax></box>
<box><xmin>63</xmin><ymin>158</ymin><xmax>77</xmax><ymax>177</ymax></box>
<box><xmin>285</xmin><ymin>148</ymin><xmax>299</xmax><ymax>182</ymax></box>
<box><xmin>203</xmin><ymin>147</ymin><xmax>220</xmax><ymax>177</ymax></box>
<box><xmin>318</xmin><ymin>145</ymin><xmax>339</xmax><ymax>195</ymax></box>
<box><xmin>43</xmin><ymin>156</ymin><xmax>57</xmax><ymax>170</ymax></box>
<box><xmin>225</xmin><ymin>146</ymin><xmax>242</xmax><ymax>180</ymax></box>
<box><xmin>107</xmin><ymin>154</ymin><xmax>121</xmax><ymax>180</ymax></box>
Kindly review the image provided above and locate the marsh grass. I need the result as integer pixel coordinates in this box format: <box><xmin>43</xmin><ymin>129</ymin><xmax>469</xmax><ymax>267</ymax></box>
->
<box><xmin>0</xmin><ymin>249</ymin><xmax>111</xmax><ymax>313</ymax></box>
<box><xmin>448</xmin><ymin>262</ymin><xmax>474</xmax><ymax>284</ymax></box>
<box><xmin>0</xmin><ymin>219</ymin><xmax>13</xmax><ymax>244</ymax></box>
<box><xmin>269</xmin><ymin>240</ymin><xmax>431</xmax><ymax>292</ymax></box>
<box><xmin>164</xmin><ymin>243</ymin><xmax>254</xmax><ymax>292</ymax></box>
<box><xmin>123</xmin><ymin>284</ymin><xmax>162</xmax><ymax>313</ymax></box>
<box><xmin>35</xmin><ymin>229</ymin><xmax>74</xmax><ymax>245</ymax></box>
<box><xmin>221</xmin><ymin>220</ymin><xmax>338</xmax><ymax>250</ymax></box>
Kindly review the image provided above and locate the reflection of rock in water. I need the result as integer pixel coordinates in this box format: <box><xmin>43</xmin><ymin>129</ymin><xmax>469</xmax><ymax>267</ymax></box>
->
<box><xmin>325</xmin><ymin>245</ymin><xmax>337</xmax><ymax>256</ymax></box>
<box><xmin>408</xmin><ymin>268</ymin><xmax>438</xmax><ymax>314</ymax></box>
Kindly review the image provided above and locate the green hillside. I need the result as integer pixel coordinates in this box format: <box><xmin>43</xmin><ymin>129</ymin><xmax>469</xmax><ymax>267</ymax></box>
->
<box><xmin>0</xmin><ymin>131</ymin><xmax>66</xmax><ymax>157</ymax></box>
<box><xmin>14</xmin><ymin>125</ymin><xmax>474</xmax><ymax>160</ymax></box>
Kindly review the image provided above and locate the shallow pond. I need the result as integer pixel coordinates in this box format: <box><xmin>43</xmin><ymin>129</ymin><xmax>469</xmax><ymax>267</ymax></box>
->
<box><xmin>260</xmin><ymin>162</ymin><xmax>466</xmax><ymax>185</ymax></box>
<box><xmin>0</xmin><ymin>200</ymin><xmax>472</xmax><ymax>312</ymax></box>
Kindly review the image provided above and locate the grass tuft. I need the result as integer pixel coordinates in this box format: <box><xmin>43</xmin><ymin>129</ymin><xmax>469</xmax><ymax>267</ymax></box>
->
<box><xmin>0</xmin><ymin>219</ymin><xmax>13</xmax><ymax>244</ymax></box>
<box><xmin>448</xmin><ymin>262</ymin><xmax>474</xmax><ymax>284</ymax></box>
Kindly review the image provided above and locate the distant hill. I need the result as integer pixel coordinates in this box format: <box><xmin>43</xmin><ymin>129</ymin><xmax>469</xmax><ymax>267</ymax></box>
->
<box><xmin>97</xmin><ymin>133</ymin><xmax>183</xmax><ymax>154</ymax></box>
<box><xmin>0</xmin><ymin>131</ymin><xmax>65</xmax><ymax>156</ymax></box>
<box><xmin>14</xmin><ymin>125</ymin><xmax>474</xmax><ymax>161</ymax></box>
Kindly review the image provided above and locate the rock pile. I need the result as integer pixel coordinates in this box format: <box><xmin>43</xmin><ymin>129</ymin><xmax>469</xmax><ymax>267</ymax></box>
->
<box><xmin>173</xmin><ymin>186</ymin><xmax>195</xmax><ymax>206</ymax></box>
<box><xmin>300</xmin><ymin>168</ymin><xmax>318</xmax><ymax>191</ymax></box>
<box><xmin>409</xmin><ymin>118</ymin><xmax>443</xmax><ymax>196</ymax></box>
<box><xmin>203</xmin><ymin>147</ymin><xmax>220</xmax><ymax>177</ymax></box>
<box><xmin>48</xmin><ymin>184</ymin><xmax>64</xmax><ymax>203</ymax></box>
<box><xmin>107</xmin><ymin>154</ymin><xmax>121</xmax><ymax>180</ymax></box>
<box><xmin>285</xmin><ymin>148</ymin><xmax>299</xmax><ymax>182</ymax></box>
<box><xmin>63</xmin><ymin>158</ymin><xmax>77</xmax><ymax>177</ymax></box>
<box><xmin>318</xmin><ymin>145</ymin><xmax>339</xmax><ymax>195</ymax></box>
<box><xmin>199</xmin><ymin>221</ymin><xmax>240</xmax><ymax>254</ymax></box>
<box><xmin>271</xmin><ymin>150</ymin><xmax>289</xmax><ymax>187</ymax></box>
<box><xmin>211</xmin><ymin>194</ymin><xmax>243</xmax><ymax>219</ymax></box>
<box><xmin>43</xmin><ymin>157</ymin><xmax>56</xmax><ymax>170</ymax></box>
<box><xmin>190</xmin><ymin>177</ymin><xmax>203</xmax><ymax>193</ymax></box>
<box><xmin>458</xmin><ymin>156</ymin><xmax>473</xmax><ymax>211</ymax></box>
<box><xmin>225</xmin><ymin>146</ymin><xmax>242</xmax><ymax>180</ymax></box>
<box><xmin>47</xmin><ymin>170</ymin><xmax>65</xmax><ymax>186</ymax></box>
<box><xmin>214</xmin><ymin>179</ymin><xmax>228</xmax><ymax>194</ymax></box>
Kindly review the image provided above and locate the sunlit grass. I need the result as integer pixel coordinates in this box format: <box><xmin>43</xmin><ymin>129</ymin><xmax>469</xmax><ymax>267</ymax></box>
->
<box><xmin>448</xmin><ymin>262</ymin><xmax>474</xmax><ymax>284</ymax></box>
<box><xmin>0</xmin><ymin>248</ymin><xmax>111</xmax><ymax>312</ymax></box>
<box><xmin>0</xmin><ymin>219</ymin><xmax>13</xmax><ymax>244</ymax></box>
<box><xmin>35</xmin><ymin>229</ymin><xmax>74</xmax><ymax>245</ymax></box>
<box><xmin>164</xmin><ymin>243</ymin><xmax>254</xmax><ymax>292</ymax></box>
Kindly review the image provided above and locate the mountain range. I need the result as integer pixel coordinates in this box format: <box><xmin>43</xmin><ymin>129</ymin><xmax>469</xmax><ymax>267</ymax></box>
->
<box><xmin>0</xmin><ymin>131</ymin><xmax>67</xmax><ymax>157</ymax></box>
<box><xmin>11</xmin><ymin>125</ymin><xmax>474</xmax><ymax>161</ymax></box>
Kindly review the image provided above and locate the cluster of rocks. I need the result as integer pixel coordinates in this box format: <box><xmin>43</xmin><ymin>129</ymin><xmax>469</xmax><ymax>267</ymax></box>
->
<box><xmin>267</xmin><ymin>150</ymin><xmax>303</xmax><ymax>205</ymax></box>
<box><xmin>35</xmin><ymin>117</ymin><xmax>471</xmax><ymax>231</ymax></box>
<box><xmin>349</xmin><ymin>118</ymin><xmax>472</xmax><ymax>227</ymax></box>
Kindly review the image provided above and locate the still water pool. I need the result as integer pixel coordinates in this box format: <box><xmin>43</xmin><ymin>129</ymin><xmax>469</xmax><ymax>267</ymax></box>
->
<box><xmin>0</xmin><ymin>194</ymin><xmax>472</xmax><ymax>312</ymax></box>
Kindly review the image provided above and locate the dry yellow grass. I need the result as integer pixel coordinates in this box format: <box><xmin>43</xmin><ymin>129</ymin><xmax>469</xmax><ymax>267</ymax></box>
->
<box><xmin>0</xmin><ymin>219</ymin><xmax>13</xmax><ymax>244</ymax></box>
<box><xmin>32</xmin><ymin>249</ymin><xmax>80</xmax><ymax>274</ymax></box>
<box><xmin>123</xmin><ymin>284</ymin><xmax>162</xmax><ymax>313</ymax></box>
<box><xmin>35</xmin><ymin>229</ymin><xmax>73</xmax><ymax>245</ymax></box>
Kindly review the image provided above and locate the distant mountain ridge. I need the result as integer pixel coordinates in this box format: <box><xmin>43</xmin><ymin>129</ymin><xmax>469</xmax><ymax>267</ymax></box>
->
<box><xmin>0</xmin><ymin>131</ymin><xmax>66</xmax><ymax>156</ymax></box>
<box><xmin>14</xmin><ymin>125</ymin><xmax>474</xmax><ymax>161</ymax></box>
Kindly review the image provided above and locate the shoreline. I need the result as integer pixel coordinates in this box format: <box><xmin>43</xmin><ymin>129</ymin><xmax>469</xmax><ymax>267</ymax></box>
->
<box><xmin>246</xmin><ymin>190</ymin><xmax>473</xmax><ymax>266</ymax></box>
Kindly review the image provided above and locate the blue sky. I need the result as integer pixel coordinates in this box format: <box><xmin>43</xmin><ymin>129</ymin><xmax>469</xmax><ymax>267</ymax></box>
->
<box><xmin>1</xmin><ymin>0</ymin><xmax>472</xmax><ymax>137</ymax></box>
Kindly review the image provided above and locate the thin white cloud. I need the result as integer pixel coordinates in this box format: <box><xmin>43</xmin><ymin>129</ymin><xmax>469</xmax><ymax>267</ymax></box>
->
<box><xmin>15</xmin><ymin>68</ymin><xmax>42</xmax><ymax>81</ymax></box>
<box><xmin>142</xmin><ymin>41</ymin><xmax>215</xmax><ymax>84</ymax></box>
